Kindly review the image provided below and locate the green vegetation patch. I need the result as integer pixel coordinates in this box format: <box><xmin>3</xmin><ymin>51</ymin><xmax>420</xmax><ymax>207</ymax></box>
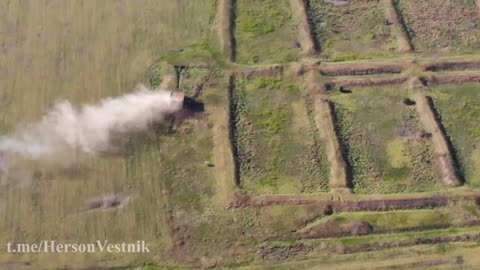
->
<box><xmin>397</xmin><ymin>0</ymin><xmax>480</xmax><ymax>52</ymax></box>
<box><xmin>236</xmin><ymin>0</ymin><xmax>299</xmax><ymax>64</ymax></box>
<box><xmin>431</xmin><ymin>83</ymin><xmax>480</xmax><ymax>187</ymax></box>
<box><xmin>330</xmin><ymin>87</ymin><xmax>443</xmax><ymax>194</ymax></box>
<box><xmin>233</xmin><ymin>77</ymin><xmax>330</xmax><ymax>194</ymax></box>
<box><xmin>308</xmin><ymin>0</ymin><xmax>396</xmax><ymax>60</ymax></box>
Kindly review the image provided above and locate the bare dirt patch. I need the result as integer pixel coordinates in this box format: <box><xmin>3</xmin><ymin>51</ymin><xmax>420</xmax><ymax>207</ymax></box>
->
<box><xmin>296</xmin><ymin>219</ymin><xmax>373</xmax><ymax>239</ymax></box>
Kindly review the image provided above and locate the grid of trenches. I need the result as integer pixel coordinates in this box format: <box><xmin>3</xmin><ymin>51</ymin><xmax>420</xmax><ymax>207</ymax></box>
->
<box><xmin>329</xmin><ymin>85</ymin><xmax>443</xmax><ymax>194</ymax></box>
<box><xmin>231</xmin><ymin>76</ymin><xmax>330</xmax><ymax>194</ymax></box>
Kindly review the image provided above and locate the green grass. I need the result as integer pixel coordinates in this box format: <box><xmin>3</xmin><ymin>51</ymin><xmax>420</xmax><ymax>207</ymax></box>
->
<box><xmin>233</xmin><ymin>77</ymin><xmax>330</xmax><ymax>194</ymax></box>
<box><xmin>431</xmin><ymin>84</ymin><xmax>480</xmax><ymax>187</ymax></box>
<box><xmin>236</xmin><ymin>0</ymin><xmax>300</xmax><ymax>64</ymax></box>
<box><xmin>308</xmin><ymin>0</ymin><xmax>396</xmax><ymax>59</ymax></box>
<box><xmin>330</xmin><ymin>87</ymin><xmax>443</xmax><ymax>194</ymax></box>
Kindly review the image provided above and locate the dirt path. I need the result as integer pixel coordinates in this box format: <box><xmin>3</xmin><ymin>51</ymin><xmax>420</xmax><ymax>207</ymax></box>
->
<box><xmin>216</xmin><ymin>0</ymin><xmax>235</xmax><ymax>61</ymax></box>
<box><xmin>410</xmin><ymin>78</ymin><xmax>461</xmax><ymax>187</ymax></box>
<box><xmin>314</xmin><ymin>98</ymin><xmax>349</xmax><ymax>191</ymax></box>
<box><xmin>211</xmin><ymin>104</ymin><xmax>237</xmax><ymax>208</ymax></box>
<box><xmin>289</xmin><ymin>0</ymin><xmax>317</xmax><ymax>55</ymax></box>
<box><xmin>382</xmin><ymin>0</ymin><xmax>413</xmax><ymax>53</ymax></box>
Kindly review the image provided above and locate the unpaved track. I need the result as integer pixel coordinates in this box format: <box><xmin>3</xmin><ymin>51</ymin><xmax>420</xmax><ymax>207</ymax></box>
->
<box><xmin>211</xmin><ymin>103</ymin><xmax>237</xmax><ymax>207</ymax></box>
<box><xmin>410</xmin><ymin>78</ymin><xmax>461</xmax><ymax>187</ymax></box>
<box><xmin>289</xmin><ymin>0</ymin><xmax>317</xmax><ymax>55</ymax></box>
<box><xmin>314</xmin><ymin>99</ymin><xmax>349</xmax><ymax>191</ymax></box>
<box><xmin>382</xmin><ymin>0</ymin><xmax>413</xmax><ymax>53</ymax></box>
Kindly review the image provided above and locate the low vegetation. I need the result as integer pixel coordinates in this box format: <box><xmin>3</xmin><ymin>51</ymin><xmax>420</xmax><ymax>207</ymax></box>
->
<box><xmin>308</xmin><ymin>0</ymin><xmax>396</xmax><ymax>59</ymax></box>
<box><xmin>432</xmin><ymin>83</ymin><xmax>480</xmax><ymax>187</ymax></box>
<box><xmin>330</xmin><ymin>86</ymin><xmax>443</xmax><ymax>193</ymax></box>
<box><xmin>232</xmin><ymin>77</ymin><xmax>330</xmax><ymax>194</ymax></box>
<box><xmin>236</xmin><ymin>0</ymin><xmax>300</xmax><ymax>64</ymax></box>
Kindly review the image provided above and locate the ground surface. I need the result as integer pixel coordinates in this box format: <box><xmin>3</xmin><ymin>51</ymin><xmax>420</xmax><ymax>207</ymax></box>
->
<box><xmin>1</xmin><ymin>0</ymin><xmax>480</xmax><ymax>269</ymax></box>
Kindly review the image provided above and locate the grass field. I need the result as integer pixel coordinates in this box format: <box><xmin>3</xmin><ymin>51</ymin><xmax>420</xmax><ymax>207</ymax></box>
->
<box><xmin>397</xmin><ymin>0</ymin><xmax>480</xmax><ymax>52</ymax></box>
<box><xmin>431</xmin><ymin>83</ymin><xmax>480</xmax><ymax>187</ymax></box>
<box><xmin>0</xmin><ymin>0</ymin><xmax>216</xmax><ymax>267</ymax></box>
<box><xmin>233</xmin><ymin>77</ymin><xmax>330</xmax><ymax>194</ymax></box>
<box><xmin>235</xmin><ymin>0</ymin><xmax>300</xmax><ymax>64</ymax></box>
<box><xmin>308</xmin><ymin>0</ymin><xmax>395</xmax><ymax>60</ymax></box>
<box><xmin>330</xmin><ymin>86</ymin><xmax>443</xmax><ymax>194</ymax></box>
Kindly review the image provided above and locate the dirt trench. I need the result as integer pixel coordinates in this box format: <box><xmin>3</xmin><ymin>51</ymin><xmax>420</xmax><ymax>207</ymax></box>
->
<box><xmin>382</xmin><ymin>0</ymin><xmax>413</xmax><ymax>53</ymax></box>
<box><xmin>232</xmin><ymin>193</ymin><xmax>480</xmax><ymax>211</ymax></box>
<box><xmin>314</xmin><ymin>99</ymin><xmax>350</xmax><ymax>190</ymax></box>
<box><xmin>216</xmin><ymin>0</ymin><xmax>236</xmax><ymax>61</ymax></box>
<box><xmin>318</xmin><ymin>63</ymin><xmax>404</xmax><ymax>76</ymax></box>
<box><xmin>329</xmin><ymin>76</ymin><xmax>408</xmax><ymax>88</ymax></box>
<box><xmin>424</xmin><ymin>61</ymin><xmax>480</xmax><ymax>72</ymax></box>
<box><xmin>289</xmin><ymin>0</ymin><xmax>317</xmax><ymax>55</ymax></box>
<box><xmin>338</xmin><ymin>232</ymin><xmax>480</xmax><ymax>254</ymax></box>
<box><xmin>426</xmin><ymin>73</ymin><xmax>480</xmax><ymax>85</ymax></box>
<box><xmin>410</xmin><ymin>78</ymin><xmax>462</xmax><ymax>187</ymax></box>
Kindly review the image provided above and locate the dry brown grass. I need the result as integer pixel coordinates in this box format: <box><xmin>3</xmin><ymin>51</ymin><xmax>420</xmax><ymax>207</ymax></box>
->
<box><xmin>399</xmin><ymin>0</ymin><xmax>480</xmax><ymax>51</ymax></box>
<box><xmin>0</xmin><ymin>0</ymin><xmax>215</xmax><ymax>267</ymax></box>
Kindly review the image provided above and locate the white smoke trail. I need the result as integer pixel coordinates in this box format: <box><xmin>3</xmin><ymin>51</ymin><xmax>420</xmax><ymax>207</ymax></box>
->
<box><xmin>0</xmin><ymin>84</ymin><xmax>183</xmax><ymax>161</ymax></box>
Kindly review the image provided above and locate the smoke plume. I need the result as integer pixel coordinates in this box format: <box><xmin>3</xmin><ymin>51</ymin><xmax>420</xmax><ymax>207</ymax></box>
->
<box><xmin>0</xmin><ymin>85</ymin><xmax>183</xmax><ymax>163</ymax></box>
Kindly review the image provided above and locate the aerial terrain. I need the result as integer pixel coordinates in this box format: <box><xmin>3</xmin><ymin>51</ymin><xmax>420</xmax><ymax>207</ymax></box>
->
<box><xmin>1</xmin><ymin>0</ymin><xmax>480</xmax><ymax>269</ymax></box>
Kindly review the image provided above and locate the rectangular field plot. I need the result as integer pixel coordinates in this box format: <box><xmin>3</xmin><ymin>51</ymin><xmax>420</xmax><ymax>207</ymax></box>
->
<box><xmin>235</xmin><ymin>0</ymin><xmax>300</xmax><ymax>64</ymax></box>
<box><xmin>432</xmin><ymin>83</ymin><xmax>480</xmax><ymax>187</ymax></box>
<box><xmin>308</xmin><ymin>0</ymin><xmax>395</xmax><ymax>59</ymax></box>
<box><xmin>397</xmin><ymin>0</ymin><xmax>480</xmax><ymax>52</ymax></box>
<box><xmin>232</xmin><ymin>77</ymin><xmax>330</xmax><ymax>194</ymax></box>
<box><xmin>330</xmin><ymin>87</ymin><xmax>443</xmax><ymax>194</ymax></box>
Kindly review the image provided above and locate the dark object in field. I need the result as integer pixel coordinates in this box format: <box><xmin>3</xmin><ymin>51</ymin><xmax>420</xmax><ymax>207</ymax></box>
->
<box><xmin>339</xmin><ymin>86</ymin><xmax>352</xmax><ymax>94</ymax></box>
<box><xmin>171</xmin><ymin>96</ymin><xmax>205</xmax><ymax>122</ymax></box>
<box><xmin>84</xmin><ymin>194</ymin><xmax>129</xmax><ymax>212</ymax></box>
<box><xmin>294</xmin><ymin>41</ymin><xmax>301</xmax><ymax>48</ymax></box>
<box><xmin>403</xmin><ymin>97</ymin><xmax>416</xmax><ymax>106</ymax></box>
<box><xmin>183</xmin><ymin>96</ymin><xmax>204</xmax><ymax>113</ymax></box>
